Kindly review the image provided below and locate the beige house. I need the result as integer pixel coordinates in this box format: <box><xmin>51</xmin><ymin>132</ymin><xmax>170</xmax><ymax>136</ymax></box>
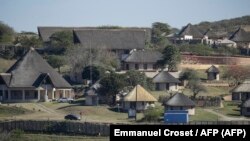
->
<box><xmin>165</xmin><ymin>93</ymin><xmax>196</xmax><ymax>115</ymax></box>
<box><xmin>0</xmin><ymin>49</ymin><xmax>73</xmax><ymax>102</ymax></box>
<box><xmin>152</xmin><ymin>71</ymin><xmax>180</xmax><ymax>91</ymax></box>
<box><xmin>122</xmin><ymin>50</ymin><xmax>162</xmax><ymax>71</ymax></box>
<box><xmin>122</xmin><ymin>85</ymin><xmax>157</xmax><ymax>111</ymax></box>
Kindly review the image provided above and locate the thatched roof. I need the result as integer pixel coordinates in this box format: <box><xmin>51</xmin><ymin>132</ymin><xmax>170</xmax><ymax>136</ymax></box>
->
<box><xmin>165</xmin><ymin>93</ymin><xmax>195</xmax><ymax>107</ymax></box>
<box><xmin>203</xmin><ymin>29</ymin><xmax>228</xmax><ymax>39</ymax></box>
<box><xmin>123</xmin><ymin>50</ymin><xmax>162</xmax><ymax>63</ymax></box>
<box><xmin>123</xmin><ymin>85</ymin><xmax>157</xmax><ymax>102</ymax></box>
<box><xmin>37</xmin><ymin>26</ymin><xmax>76</xmax><ymax>42</ymax></box>
<box><xmin>178</xmin><ymin>23</ymin><xmax>203</xmax><ymax>38</ymax></box>
<box><xmin>0</xmin><ymin>49</ymin><xmax>71</xmax><ymax>88</ymax></box>
<box><xmin>206</xmin><ymin>65</ymin><xmax>219</xmax><ymax>73</ymax></box>
<box><xmin>73</xmin><ymin>29</ymin><xmax>146</xmax><ymax>50</ymax></box>
<box><xmin>153</xmin><ymin>71</ymin><xmax>180</xmax><ymax>83</ymax></box>
<box><xmin>232</xmin><ymin>79</ymin><xmax>250</xmax><ymax>93</ymax></box>
<box><xmin>229</xmin><ymin>27</ymin><xmax>250</xmax><ymax>42</ymax></box>
<box><xmin>242</xmin><ymin>99</ymin><xmax>250</xmax><ymax>108</ymax></box>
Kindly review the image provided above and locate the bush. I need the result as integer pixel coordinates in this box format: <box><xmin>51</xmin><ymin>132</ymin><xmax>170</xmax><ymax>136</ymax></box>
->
<box><xmin>143</xmin><ymin>107</ymin><xmax>163</xmax><ymax>122</ymax></box>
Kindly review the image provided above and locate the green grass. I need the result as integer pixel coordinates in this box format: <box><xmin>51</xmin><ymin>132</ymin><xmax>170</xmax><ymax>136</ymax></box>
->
<box><xmin>1</xmin><ymin>132</ymin><xmax>108</xmax><ymax>141</ymax></box>
<box><xmin>216</xmin><ymin>101</ymin><xmax>240</xmax><ymax>117</ymax></box>
<box><xmin>0</xmin><ymin>58</ymin><xmax>16</xmax><ymax>72</ymax></box>
<box><xmin>0</xmin><ymin>105</ymin><xmax>31</xmax><ymax>117</ymax></box>
<box><xmin>190</xmin><ymin>108</ymin><xmax>218</xmax><ymax>121</ymax></box>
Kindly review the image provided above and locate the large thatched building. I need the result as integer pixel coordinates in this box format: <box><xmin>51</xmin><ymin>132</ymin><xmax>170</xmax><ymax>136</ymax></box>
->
<box><xmin>0</xmin><ymin>49</ymin><xmax>73</xmax><ymax>102</ymax></box>
<box><xmin>152</xmin><ymin>71</ymin><xmax>180</xmax><ymax>91</ymax></box>
<box><xmin>122</xmin><ymin>85</ymin><xmax>157</xmax><ymax>111</ymax></box>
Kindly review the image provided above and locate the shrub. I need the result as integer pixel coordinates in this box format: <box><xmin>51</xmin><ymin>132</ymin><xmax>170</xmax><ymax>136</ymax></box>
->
<box><xmin>143</xmin><ymin>107</ymin><xmax>163</xmax><ymax>122</ymax></box>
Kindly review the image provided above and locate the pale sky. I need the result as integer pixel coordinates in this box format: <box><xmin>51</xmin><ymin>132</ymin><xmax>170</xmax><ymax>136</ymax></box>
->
<box><xmin>0</xmin><ymin>0</ymin><xmax>250</xmax><ymax>32</ymax></box>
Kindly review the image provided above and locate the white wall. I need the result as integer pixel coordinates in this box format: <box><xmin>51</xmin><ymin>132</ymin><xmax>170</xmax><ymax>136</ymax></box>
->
<box><xmin>184</xmin><ymin>35</ymin><xmax>193</xmax><ymax>40</ymax></box>
<box><xmin>156</xmin><ymin>83</ymin><xmax>178</xmax><ymax>91</ymax></box>
<box><xmin>126</xmin><ymin>63</ymin><xmax>156</xmax><ymax>71</ymax></box>
<box><xmin>122</xmin><ymin>101</ymin><xmax>154</xmax><ymax>111</ymax></box>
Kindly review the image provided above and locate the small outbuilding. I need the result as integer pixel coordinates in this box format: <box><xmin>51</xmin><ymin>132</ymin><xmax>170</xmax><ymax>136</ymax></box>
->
<box><xmin>152</xmin><ymin>71</ymin><xmax>180</xmax><ymax>91</ymax></box>
<box><xmin>84</xmin><ymin>81</ymin><xmax>101</xmax><ymax>106</ymax></box>
<box><xmin>232</xmin><ymin>79</ymin><xmax>250</xmax><ymax>101</ymax></box>
<box><xmin>241</xmin><ymin>99</ymin><xmax>250</xmax><ymax>116</ymax></box>
<box><xmin>165</xmin><ymin>93</ymin><xmax>196</xmax><ymax>115</ymax></box>
<box><xmin>206</xmin><ymin>65</ymin><xmax>220</xmax><ymax>81</ymax></box>
<box><xmin>122</xmin><ymin>85</ymin><xmax>157</xmax><ymax>111</ymax></box>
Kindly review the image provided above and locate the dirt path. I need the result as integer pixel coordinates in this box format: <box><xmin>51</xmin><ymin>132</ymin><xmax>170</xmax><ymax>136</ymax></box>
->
<box><xmin>204</xmin><ymin>109</ymin><xmax>250</xmax><ymax>121</ymax></box>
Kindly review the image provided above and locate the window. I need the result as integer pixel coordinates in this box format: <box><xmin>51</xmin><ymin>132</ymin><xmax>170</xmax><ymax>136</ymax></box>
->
<box><xmin>126</xmin><ymin>64</ymin><xmax>129</xmax><ymax>70</ymax></box>
<box><xmin>135</xmin><ymin>64</ymin><xmax>139</xmax><ymax>70</ymax></box>
<box><xmin>166</xmin><ymin>83</ymin><xmax>169</xmax><ymax>90</ymax></box>
<box><xmin>124</xmin><ymin>50</ymin><xmax>130</xmax><ymax>54</ymax></box>
<box><xmin>247</xmin><ymin>108</ymin><xmax>250</xmax><ymax>112</ymax></box>
<box><xmin>153</xmin><ymin>64</ymin><xmax>157</xmax><ymax>70</ymax></box>
<box><xmin>143</xmin><ymin>64</ymin><xmax>147</xmax><ymax>70</ymax></box>
<box><xmin>156</xmin><ymin>83</ymin><xmax>160</xmax><ymax>90</ymax></box>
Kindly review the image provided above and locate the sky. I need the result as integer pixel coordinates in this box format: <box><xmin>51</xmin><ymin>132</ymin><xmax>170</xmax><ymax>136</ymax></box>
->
<box><xmin>0</xmin><ymin>0</ymin><xmax>250</xmax><ymax>32</ymax></box>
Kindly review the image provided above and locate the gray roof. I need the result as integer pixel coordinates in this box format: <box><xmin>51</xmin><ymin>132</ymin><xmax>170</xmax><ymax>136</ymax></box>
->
<box><xmin>242</xmin><ymin>99</ymin><xmax>250</xmax><ymax>108</ymax></box>
<box><xmin>232</xmin><ymin>80</ymin><xmax>250</xmax><ymax>93</ymax></box>
<box><xmin>206</xmin><ymin>65</ymin><xmax>219</xmax><ymax>73</ymax></box>
<box><xmin>178</xmin><ymin>23</ymin><xmax>204</xmax><ymax>38</ymax></box>
<box><xmin>203</xmin><ymin>29</ymin><xmax>228</xmax><ymax>39</ymax></box>
<box><xmin>73</xmin><ymin>29</ymin><xmax>146</xmax><ymax>50</ymax></box>
<box><xmin>229</xmin><ymin>27</ymin><xmax>250</xmax><ymax>42</ymax></box>
<box><xmin>153</xmin><ymin>71</ymin><xmax>180</xmax><ymax>83</ymax></box>
<box><xmin>123</xmin><ymin>50</ymin><xmax>162</xmax><ymax>63</ymax></box>
<box><xmin>1</xmin><ymin>49</ymin><xmax>71</xmax><ymax>88</ymax></box>
<box><xmin>165</xmin><ymin>93</ymin><xmax>195</xmax><ymax>107</ymax></box>
<box><xmin>38</xmin><ymin>27</ymin><xmax>76</xmax><ymax>42</ymax></box>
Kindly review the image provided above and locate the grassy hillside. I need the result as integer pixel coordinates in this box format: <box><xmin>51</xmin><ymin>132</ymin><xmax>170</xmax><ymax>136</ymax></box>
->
<box><xmin>0</xmin><ymin>58</ymin><xmax>16</xmax><ymax>72</ymax></box>
<box><xmin>0</xmin><ymin>105</ymin><xmax>31</xmax><ymax>117</ymax></box>
<box><xmin>195</xmin><ymin>15</ymin><xmax>250</xmax><ymax>34</ymax></box>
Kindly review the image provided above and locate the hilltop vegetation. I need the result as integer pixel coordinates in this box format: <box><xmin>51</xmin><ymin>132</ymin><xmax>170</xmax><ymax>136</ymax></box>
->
<box><xmin>194</xmin><ymin>15</ymin><xmax>250</xmax><ymax>34</ymax></box>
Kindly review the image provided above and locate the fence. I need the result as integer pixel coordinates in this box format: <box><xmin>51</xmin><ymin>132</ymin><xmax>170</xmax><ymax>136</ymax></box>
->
<box><xmin>1</xmin><ymin>120</ymin><xmax>250</xmax><ymax>135</ymax></box>
<box><xmin>0</xmin><ymin>120</ymin><xmax>110</xmax><ymax>136</ymax></box>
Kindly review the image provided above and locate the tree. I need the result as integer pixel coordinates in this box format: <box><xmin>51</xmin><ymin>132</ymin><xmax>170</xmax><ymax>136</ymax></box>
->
<box><xmin>0</xmin><ymin>21</ymin><xmax>15</xmax><ymax>43</ymax></box>
<box><xmin>180</xmin><ymin>69</ymin><xmax>206</xmax><ymax>98</ymax></box>
<box><xmin>157</xmin><ymin>45</ymin><xmax>181</xmax><ymax>71</ymax></box>
<box><xmin>82</xmin><ymin>65</ymin><xmax>105</xmax><ymax>84</ymax></box>
<box><xmin>188</xmin><ymin>79</ymin><xmax>206</xmax><ymax>99</ymax></box>
<box><xmin>223</xmin><ymin>65</ymin><xmax>250</xmax><ymax>85</ymax></box>
<box><xmin>125</xmin><ymin>70</ymin><xmax>154</xmax><ymax>90</ymax></box>
<box><xmin>46</xmin><ymin>55</ymin><xmax>65</xmax><ymax>72</ymax></box>
<box><xmin>47</xmin><ymin>31</ymin><xmax>74</xmax><ymax>54</ymax></box>
<box><xmin>151</xmin><ymin>22</ymin><xmax>171</xmax><ymax>47</ymax></box>
<box><xmin>179</xmin><ymin>68</ymin><xmax>199</xmax><ymax>81</ymax></box>
<box><xmin>14</xmin><ymin>36</ymin><xmax>42</xmax><ymax>48</ymax></box>
<box><xmin>66</xmin><ymin>45</ymin><xmax>120</xmax><ymax>83</ymax></box>
<box><xmin>99</xmin><ymin>73</ymin><xmax>126</xmax><ymax>104</ymax></box>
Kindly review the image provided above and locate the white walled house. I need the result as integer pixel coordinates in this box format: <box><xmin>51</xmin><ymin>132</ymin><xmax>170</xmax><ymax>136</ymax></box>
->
<box><xmin>152</xmin><ymin>71</ymin><xmax>180</xmax><ymax>91</ymax></box>
<box><xmin>122</xmin><ymin>50</ymin><xmax>162</xmax><ymax>71</ymax></box>
<box><xmin>0</xmin><ymin>49</ymin><xmax>73</xmax><ymax>102</ymax></box>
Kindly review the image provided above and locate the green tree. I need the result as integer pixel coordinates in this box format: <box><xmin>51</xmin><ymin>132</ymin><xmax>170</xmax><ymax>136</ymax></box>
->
<box><xmin>14</xmin><ymin>36</ymin><xmax>42</xmax><ymax>48</ymax></box>
<box><xmin>99</xmin><ymin>73</ymin><xmax>126</xmax><ymax>104</ymax></box>
<box><xmin>188</xmin><ymin>79</ymin><xmax>206</xmax><ymax>99</ymax></box>
<box><xmin>143</xmin><ymin>107</ymin><xmax>163</xmax><ymax>122</ymax></box>
<box><xmin>82</xmin><ymin>65</ymin><xmax>105</xmax><ymax>84</ymax></box>
<box><xmin>125</xmin><ymin>70</ymin><xmax>154</xmax><ymax>90</ymax></box>
<box><xmin>0</xmin><ymin>21</ymin><xmax>15</xmax><ymax>43</ymax></box>
<box><xmin>180</xmin><ymin>69</ymin><xmax>206</xmax><ymax>98</ymax></box>
<box><xmin>47</xmin><ymin>31</ymin><xmax>73</xmax><ymax>54</ymax></box>
<box><xmin>157</xmin><ymin>45</ymin><xmax>181</xmax><ymax>71</ymax></box>
<box><xmin>46</xmin><ymin>55</ymin><xmax>65</xmax><ymax>72</ymax></box>
<box><xmin>151</xmin><ymin>22</ymin><xmax>171</xmax><ymax>47</ymax></box>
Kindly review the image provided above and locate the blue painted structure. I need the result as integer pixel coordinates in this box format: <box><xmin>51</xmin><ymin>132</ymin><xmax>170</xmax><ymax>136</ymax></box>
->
<box><xmin>164</xmin><ymin>110</ymin><xmax>189</xmax><ymax>123</ymax></box>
